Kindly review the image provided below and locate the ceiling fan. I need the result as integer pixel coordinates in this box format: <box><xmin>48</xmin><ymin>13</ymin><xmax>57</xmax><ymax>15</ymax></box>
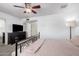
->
<box><xmin>14</xmin><ymin>3</ymin><xmax>41</xmax><ymax>14</ymax></box>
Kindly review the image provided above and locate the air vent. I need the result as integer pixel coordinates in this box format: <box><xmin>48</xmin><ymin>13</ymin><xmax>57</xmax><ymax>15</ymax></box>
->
<box><xmin>61</xmin><ymin>4</ymin><xmax>68</xmax><ymax>8</ymax></box>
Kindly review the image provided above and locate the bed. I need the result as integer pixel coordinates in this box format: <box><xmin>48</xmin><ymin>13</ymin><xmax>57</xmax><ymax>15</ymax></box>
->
<box><xmin>12</xmin><ymin>38</ymin><xmax>79</xmax><ymax>56</ymax></box>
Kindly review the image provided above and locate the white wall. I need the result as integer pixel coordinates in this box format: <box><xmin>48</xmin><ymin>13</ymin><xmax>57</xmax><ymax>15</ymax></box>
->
<box><xmin>29</xmin><ymin>13</ymin><xmax>79</xmax><ymax>40</ymax></box>
<box><xmin>0</xmin><ymin>19</ymin><xmax>5</xmax><ymax>32</ymax></box>
<box><xmin>0</xmin><ymin>12</ymin><xmax>21</xmax><ymax>32</ymax></box>
<box><xmin>29</xmin><ymin>14</ymin><xmax>67</xmax><ymax>39</ymax></box>
<box><xmin>0</xmin><ymin>11</ymin><xmax>21</xmax><ymax>44</ymax></box>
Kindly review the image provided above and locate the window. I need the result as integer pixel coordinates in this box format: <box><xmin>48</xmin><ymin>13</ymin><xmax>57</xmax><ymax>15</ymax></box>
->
<box><xmin>0</xmin><ymin>19</ymin><xmax>5</xmax><ymax>37</ymax></box>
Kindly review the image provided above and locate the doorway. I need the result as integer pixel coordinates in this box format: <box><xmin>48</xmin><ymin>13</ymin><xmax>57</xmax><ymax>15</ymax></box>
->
<box><xmin>26</xmin><ymin>20</ymin><xmax>38</xmax><ymax>37</ymax></box>
<box><xmin>0</xmin><ymin>18</ymin><xmax>5</xmax><ymax>44</ymax></box>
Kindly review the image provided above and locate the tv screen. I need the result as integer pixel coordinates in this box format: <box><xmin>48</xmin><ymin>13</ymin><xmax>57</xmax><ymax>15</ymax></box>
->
<box><xmin>13</xmin><ymin>24</ymin><xmax>23</xmax><ymax>32</ymax></box>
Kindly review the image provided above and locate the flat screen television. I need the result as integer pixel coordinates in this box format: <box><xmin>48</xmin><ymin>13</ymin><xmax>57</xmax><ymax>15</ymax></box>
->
<box><xmin>13</xmin><ymin>24</ymin><xmax>23</xmax><ymax>32</ymax></box>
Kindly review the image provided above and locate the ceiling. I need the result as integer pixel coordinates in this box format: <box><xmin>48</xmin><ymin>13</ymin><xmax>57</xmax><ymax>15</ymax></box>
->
<box><xmin>0</xmin><ymin>3</ymin><xmax>78</xmax><ymax>18</ymax></box>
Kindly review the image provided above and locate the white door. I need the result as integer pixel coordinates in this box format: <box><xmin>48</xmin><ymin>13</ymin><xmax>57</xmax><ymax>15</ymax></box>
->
<box><xmin>26</xmin><ymin>23</ymin><xmax>31</xmax><ymax>37</ymax></box>
<box><xmin>26</xmin><ymin>20</ymin><xmax>38</xmax><ymax>37</ymax></box>
<box><xmin>31</xmin><ymin>22</ymin><xmax>37</xmax><ymax>36</ymax></box>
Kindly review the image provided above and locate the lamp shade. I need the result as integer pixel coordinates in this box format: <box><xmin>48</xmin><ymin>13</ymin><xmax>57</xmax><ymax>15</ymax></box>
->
<box><xmin>66</xmin><ymin>18</ymin><xmax>77</xmax><ymax>28</ymax></box>
<box><xmin>24</xmin><ymin>8</ymin><xmax>32</xmax><ymax>14</ymax></box>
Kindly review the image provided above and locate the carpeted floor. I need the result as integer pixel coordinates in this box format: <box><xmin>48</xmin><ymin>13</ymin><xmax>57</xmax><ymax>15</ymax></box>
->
<box><xmin>0</xmin><ymin>42</ymin><xmax>15</xmax><ymax>56</ymax></box>
<box><xmin>17</xmin><ymin>38</ymin><xmax>79</xmax><ymax>56</ymax></box>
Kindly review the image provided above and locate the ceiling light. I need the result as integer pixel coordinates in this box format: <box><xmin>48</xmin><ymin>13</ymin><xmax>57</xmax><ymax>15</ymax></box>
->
<box><xmin>26</xmin><ymin>8</ymin><xmax>31</xmax><ymax>13</ymax></box>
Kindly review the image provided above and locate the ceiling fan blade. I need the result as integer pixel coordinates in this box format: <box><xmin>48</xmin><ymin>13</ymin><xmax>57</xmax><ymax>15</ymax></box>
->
<box><xmin>32</xmin><ymin>10</ymin><xmax>37</xmax><ymax>14</ymax></box>
<box><xmin>14</xmin><ymin>5</ymin><xmax>24</xmax><ymax>8</ymax></box>
<box><xmin>32</xmin><ymin>5</ymin><xmax>40</xmax><ymax>9</ymax></box>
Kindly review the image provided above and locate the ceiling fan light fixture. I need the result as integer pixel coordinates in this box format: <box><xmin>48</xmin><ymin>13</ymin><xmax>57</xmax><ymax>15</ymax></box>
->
<box><xmin>25</xmin><ymin>8</ymin><xmax>32</xmax><ymax>13</ymax></box>
<box><xmin>14</xmin><ymin>3</ymin><xmax>41</xmax><ymax>14</ymax></box>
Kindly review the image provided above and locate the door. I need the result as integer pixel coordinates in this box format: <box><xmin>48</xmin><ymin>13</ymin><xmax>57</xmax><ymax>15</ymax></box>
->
<box><xmin>26</xmin><ymin>20</ymin><xmax>38</xmax><ymax>37</ymax></box>
<box><xmin>31</xmin><ymin>22</ymin><xmax>38</xmax><ymax>36</ymax></box>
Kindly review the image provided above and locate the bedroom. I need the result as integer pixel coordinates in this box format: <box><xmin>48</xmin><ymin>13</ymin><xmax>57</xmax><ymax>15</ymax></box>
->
<box><xmin>0</xmin><ymin>3</ymin><xmax>79</xmax><ymax>56</ymax></box>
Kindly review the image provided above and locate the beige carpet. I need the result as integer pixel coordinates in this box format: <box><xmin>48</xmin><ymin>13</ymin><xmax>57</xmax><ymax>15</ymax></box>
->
<box><xmin>0</xmin><ymin>42</ymin><xmax>15</xmax><ymax>56</ymax></box>
<box><xmin>16</xmin><ymin>38</ymin><xmax>79</xmax><ymax>56</ymax></box>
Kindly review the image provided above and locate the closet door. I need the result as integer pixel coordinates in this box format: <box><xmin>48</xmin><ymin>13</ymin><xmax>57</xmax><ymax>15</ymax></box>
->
<box><xmin>31</xmin><ymin>22</ymin><xmax>37</xmax><ymax>36</ymax></box>
<box><xmin>26</xmin><ymin>23</ymin><xmax>31</xmax><ymax>37</ymax></box>
<box><xmin>26</xmin><ymin>20</ymin><xmax>38</xmax><ymax>37</ymax></box>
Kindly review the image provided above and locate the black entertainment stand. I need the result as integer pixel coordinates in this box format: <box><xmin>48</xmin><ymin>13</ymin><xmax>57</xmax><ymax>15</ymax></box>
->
<box><xmin>8</xmin><ymin>31</ymin><xmax>26</xmax><ymax>45</ymax></box>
